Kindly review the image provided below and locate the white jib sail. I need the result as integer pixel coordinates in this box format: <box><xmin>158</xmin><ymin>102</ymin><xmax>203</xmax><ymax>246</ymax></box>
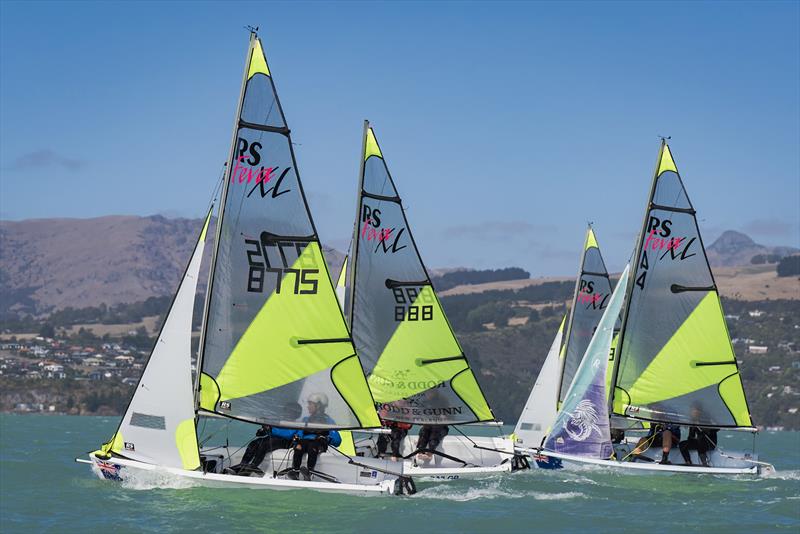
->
<box><xmin>108</xmin><ymin>211</ymin><xmax>212</xmax><ymax>470</ymax></box>
<box><xmin>513</xmin><ymin>315</ymin><xmax>566</xmax><ymax>448</ymax></box>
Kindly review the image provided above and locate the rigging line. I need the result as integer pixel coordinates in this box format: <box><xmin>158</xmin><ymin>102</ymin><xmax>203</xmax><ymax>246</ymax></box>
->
<box><xmin>621</xmin><ymin>432</ymin><xmax>658</xmax><ymax>462</ymax></box>
<box><xmin>402</xmin><ymin>447</ymin><xmax>475</xmax><ymax>467</ymax></box>
<box><xmin>715</xmin><ymin>447</ymin><xmax>774</xmax><ymax>468</ymax></box>
<box><xmin>451</xmin><ymin>425</ymin><xmax>515</xmax><ymax>456</ymax></box>
<box><xmin>273</xmin><ymin>441</ymin><xmax>295</xmax><ymax>478</ymax></box>
<box><xmin>199</xmin><ymin>421</ymin><xmax>230</xmax><ymax>448</ymax></box>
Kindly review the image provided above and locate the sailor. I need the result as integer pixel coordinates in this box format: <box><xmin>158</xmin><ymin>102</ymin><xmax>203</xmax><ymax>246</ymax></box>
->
<box><xmin>631</xmin><ymin>423</ymin><xmax>681</xmax><ymax>464</ymax></box>
<box><xmin>288</xmin><ymin>393</ymin><xmax>342</xmax><ymax>481</ymax></box>
<box><xmin>377</xmin><ymin>418</ymin><xmax>412</xmax><ymax>461</ymax></box>
<box><xmin>225</xmin><ymin>402</ymin><xmax>302</xmax><ymax>476</ymax></box>
<box><xmin>679</xmin><ymin>426</ymin><xmax>718</xmax><ymax>467</ymax></box>
<box><xmin>416</xmin><ymin>424</ymin><xmax>449</xmax><ymax>464</ymax></box>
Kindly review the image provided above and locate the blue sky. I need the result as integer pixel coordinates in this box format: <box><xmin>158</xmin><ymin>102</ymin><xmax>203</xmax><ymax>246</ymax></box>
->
<box><xmin>1</xmin><ymin>1</ymin><xmax>798</xmax><ymax>275</ymax></box>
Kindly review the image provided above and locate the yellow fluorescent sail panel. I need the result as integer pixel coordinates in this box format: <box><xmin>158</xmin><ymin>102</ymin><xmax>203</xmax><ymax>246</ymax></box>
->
<box><xmin>368</xmin><ymin>289</ymin><xmax>463</xmax><ymax>403</ymax></box>
<box><xmin>626</xmin><ymin>291</ymin><xmax>750</xmax><ymax>425</ymax></box>
<box><xmin>658</xmin><ymin>143</ymin><xmax>677</xmax><ymax>175</ymax></box>
<box><xmin>364</xmin><ymin>128</ymin><xmax>383</xmax><ymax>161</ymax></box>
<box><xmin>585</xmin><ymin>227</ymin><xmax>599</xmax><ymax>250</ymax></box>
<box><xmin>248</xmin><ymin>39</ymin><xmax>270</xmax><ymax>79</ymax></box>
<box><xmin>215</xmin><ymin>242</ymin><xmax>350</xmax><ymax>401</ymax></box>
<box><xmin>337</xmin><ymin>256</ymin><xmax>348</xmax><ymax>288</ymax></box>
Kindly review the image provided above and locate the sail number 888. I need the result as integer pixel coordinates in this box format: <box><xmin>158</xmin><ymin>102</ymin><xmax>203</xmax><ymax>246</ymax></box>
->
<box><xmin>392</xmin><ymin>286</ymin><xmax>434</xmax><ymax>322</ymax></box>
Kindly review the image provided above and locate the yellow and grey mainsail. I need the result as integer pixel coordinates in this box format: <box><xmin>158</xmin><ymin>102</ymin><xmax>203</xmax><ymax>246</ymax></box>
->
<box><xmin>197</xmin><ymin>34</ymin><xmax>379</xmax><ymax>430</ymax></box>
<box><xmin>610</xmin><ymin>141</ymin><xmax>752</xmax><ymax>428</ymax></box>
<box><xmin>347</xmin><ymin>122</ymin><xmax>494</xmax><ymax>424</ymax></box>
<box><xmin>557</xmin><ymin>226</ymin><xmax>616</xmax><ymax>405</ymax></box>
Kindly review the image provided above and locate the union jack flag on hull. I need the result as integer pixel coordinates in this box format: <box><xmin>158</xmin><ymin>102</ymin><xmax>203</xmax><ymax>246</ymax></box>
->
<box><xmin>96</xmin><ymin>460</ymin><xmax>122</xmax><ymax>481</ymax></box>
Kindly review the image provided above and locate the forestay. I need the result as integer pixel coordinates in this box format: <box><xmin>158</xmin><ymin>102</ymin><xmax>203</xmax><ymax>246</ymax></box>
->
<box><xmin>545</xmin><ymin>265</ymin><xmax>629</xmax><ymax>458</ymax></box>
<box><xmin>558</xmin><ymin>227</ymin><xmax>616</xmax><ymax>405</ymax></box>
<box><xmin>98</xmin><ymin>210</ymin><xmax>212</xmax><ymax>469</ymax></box>
<box><xmin>612</xmin><ymin>142</ymin><xmax>752</xmax><ymax>428</ymax></box>
<box><xmin>198</xmin><ymin>36</ymin><xmax>379</xmax><ymax>430</ymax></box>
<box><xmin>348</xmin><ymin>123</ymin><xmax>494</xmax><ymax>424</ymax></box>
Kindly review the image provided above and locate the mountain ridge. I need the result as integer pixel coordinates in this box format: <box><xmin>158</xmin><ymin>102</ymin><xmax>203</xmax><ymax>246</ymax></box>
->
<box><xmin>1</xmin><ymin>216</ymin><xmax>796</xmax><ymax>314</ymax></box>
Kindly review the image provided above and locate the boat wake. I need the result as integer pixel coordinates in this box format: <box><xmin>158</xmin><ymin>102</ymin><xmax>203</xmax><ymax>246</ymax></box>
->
<box><xmin>416</xmin><ymin>480</ymin><xmax>586</xmax><ymax>502</ymax></box>
<box><xmin>120</xmin><ymin>468</ymin><xmax>198</xmax><ymax>490</ymax></box>
<box><xmin>758</xmin><ymin>469</ymin><xmax>798</xmax><ymax>481</ymax></box>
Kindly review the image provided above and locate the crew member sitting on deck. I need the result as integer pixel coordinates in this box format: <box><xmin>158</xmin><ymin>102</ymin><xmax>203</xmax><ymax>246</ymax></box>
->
<box><xmin>631</xmin><ymin>423</ymin><xmax>681</xmax><ymax>464</ymax></box>
<box><xmin>679</xmin><ymin>426</ymin><xmax>718</xmax><ymax>467</ymax></box>
<box><xmin>416</xmin><ymin>424</ymin><xmax>449</xmax><ymax>465</ymax></box>
<box><xmin>377</xmin><ymin>418</ymin><xmax>412</xmax><ymax>461</ymax></box>
<box><xmin>226</xmin><ymin>402</ymin><xmax>302</xmax><ymax>476</ymax></box>
<box><xmin>288</xmin><ymin>393</ymin><xmax>341</xmax><ymax>481</ymax></box>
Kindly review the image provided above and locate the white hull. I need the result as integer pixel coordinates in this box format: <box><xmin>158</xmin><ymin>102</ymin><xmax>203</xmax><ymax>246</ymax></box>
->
<box><xmin>357</xmin><ymin>433</ymin><xmax>519</xmax><ymax>480</ymax></box>
<box><xmin>518</xmin><ymin>443</ymin><xmax>769</xmax><ymax>475</ymax></box>
<box><xmin>402</xmin><ymin>462</ymin><xmax>512</xmax><ymax>480</ymax></box>
<box><xmin>83</xmin><ymin>448</ymin><xmax>406</xmax><ymax>495</ymax></box>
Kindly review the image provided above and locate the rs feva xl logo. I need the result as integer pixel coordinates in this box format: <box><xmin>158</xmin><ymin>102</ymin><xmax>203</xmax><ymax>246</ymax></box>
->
<box><xmin>231</xmin><ymin>137</ymin><xmax>292</xmax><ymax>198</ymax></box>
<box><xmin>360</xmin><ymin>205</ymin><xmax>406</xmax><ymax>254</ymax></box>
<box><xmin>636</xmin><ymin>216</ymin><xmax>697</xmax><ymax>290</ymax></box>
<box><xmin>576</xmin><ymin>279</ymin><xmax>609</xmax><ymax>310</ymax></box>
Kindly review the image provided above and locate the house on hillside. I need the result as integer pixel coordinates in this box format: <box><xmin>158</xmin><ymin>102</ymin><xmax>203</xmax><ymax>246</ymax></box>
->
<box><xmin>748</xmin><ymin>345</ymin><xmax>768</xmax><ymax>354</ymax></box>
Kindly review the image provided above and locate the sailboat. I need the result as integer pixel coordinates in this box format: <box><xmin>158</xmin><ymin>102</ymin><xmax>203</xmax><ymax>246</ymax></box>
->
<box><xmin>512</xmin><ymin>226</ymin><xmax>617</xmax><ymax>468</ymax></box>
<box><xmin>77</xmin><ymin>32</ymin><xmax>414</xmax><ymax>495</ymax></box>
<box><xmin>344</xmin><ymin>122</ymin><xmax>520</xmax><ymax>479</ymax></box>
<box><xmin>532</xmin><ymin>140</ymin><xmax>773</xmax><ymax>474</ymax></box>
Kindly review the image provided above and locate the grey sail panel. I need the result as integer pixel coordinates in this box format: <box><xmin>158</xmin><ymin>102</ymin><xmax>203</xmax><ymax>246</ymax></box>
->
<box><xmin>612</xmin><ymin>143</ymin><xmax>752</xmax><ymax>428</ymax></box>
<box><xmin>349</xmin><ymin>125</ymin><xmax>494</xmax><ymax>424</ymax></box>
<box><xmin>558</xmin><ymin>227</ymin><xmax>616</xmax><ymax>404</ymax></box>
<box><xmin>198</xmin><ymin>36</ymin><xmax>379</xmax><ymax>430</ymax></box>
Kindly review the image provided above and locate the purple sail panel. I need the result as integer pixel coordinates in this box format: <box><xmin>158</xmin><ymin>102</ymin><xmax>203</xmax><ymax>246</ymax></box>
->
<box><xmin>544</xmin><ymin>265</ymin><xmax>629</xmax><ymax>459</ymax></box>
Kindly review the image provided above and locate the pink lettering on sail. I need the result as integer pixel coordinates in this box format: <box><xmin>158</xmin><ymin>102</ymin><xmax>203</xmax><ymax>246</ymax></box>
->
<box><xmin>231</xmin><ymin>155</ymin><xmax>276</xmax><ymax>185</ymax></box>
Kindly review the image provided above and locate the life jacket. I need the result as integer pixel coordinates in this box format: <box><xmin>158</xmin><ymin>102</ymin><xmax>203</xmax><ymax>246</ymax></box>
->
<box><xmin>383</xmin><ymin>419</ymin><xmax>412</xmax><ymax>431</ymax></box>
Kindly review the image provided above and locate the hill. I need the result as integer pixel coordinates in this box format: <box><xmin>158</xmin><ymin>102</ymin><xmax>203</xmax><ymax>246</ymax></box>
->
<box><xmin>706</xmin><ymin>230</ymin><xmax>797</xmax><ymax>267</ymax></box>
<box><xmin>0</xmin><ymin>216</ymin><xmax>344</xmax><ymax>316</ymax></box>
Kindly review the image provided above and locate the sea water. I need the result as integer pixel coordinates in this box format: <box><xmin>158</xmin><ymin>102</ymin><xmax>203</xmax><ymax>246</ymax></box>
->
<box><xmin>0</xmin><ymin>415</ymin><xmax>797</xmax><ymax>532</ymax></box>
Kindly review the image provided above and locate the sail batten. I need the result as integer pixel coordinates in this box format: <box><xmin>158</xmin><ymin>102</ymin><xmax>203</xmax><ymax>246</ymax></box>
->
<box><xmin>198</xmin><ymin>35</ymin><xmax>379</xmax><ymax>430</ymax></box>
<box><xmin>350</xmin><ymin>123</ymin><xmax>494</xmax><ymax>424</ymax></box>
<box><xmin>611</xmin><ymin>142</ymin><xmax>752</xmax><ymax>428</ymax></box>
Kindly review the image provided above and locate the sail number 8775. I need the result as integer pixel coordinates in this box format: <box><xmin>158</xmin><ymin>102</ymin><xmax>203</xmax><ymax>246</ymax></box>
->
<box><xmin>245</xmin><ymin>238</ymin><xmax>318</xmax><ymax>295</ymax></box>
<box><xmin>392</xmin><ymin>286</ymin><xmax>434</xmax><ymax>322</ymax></box>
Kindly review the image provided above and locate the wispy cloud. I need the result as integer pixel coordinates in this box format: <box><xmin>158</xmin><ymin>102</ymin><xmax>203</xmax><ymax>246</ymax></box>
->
<box><xmin>740</xmin><ymin>218</ymin><xmax>794</xmax><ymax>238</ymax></box>
<box><xmin>7</xmin><ymin>149</ymin><xmax>87</xmax><ymax>172</ymax></box>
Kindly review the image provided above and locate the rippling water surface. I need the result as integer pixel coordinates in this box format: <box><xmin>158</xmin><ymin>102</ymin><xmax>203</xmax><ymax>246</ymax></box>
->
<box><xmin>1</xmin><ymin>415</ymin><xmax>797</xmax><ymax>532</ymax></box>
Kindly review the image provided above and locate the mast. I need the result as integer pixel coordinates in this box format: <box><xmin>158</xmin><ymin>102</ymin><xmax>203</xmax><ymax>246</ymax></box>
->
<box><xmin>346</xmin><ymin>120</ymin><xmax>370</xmax><ymax>328</ymax></box>
<box><xmin>607</xmin><ymin>138</ymin><xmax>667</xmax><ymax>416</ymax></box>
<box><xmin>555</xmin><ymin>224</ymin><xmax>592</xmax><ymax>404</ymax></box>
<box><xmin>193</xmin><ymin>31</ymin><xmax>256</xmax><ymax>409</ymax></box>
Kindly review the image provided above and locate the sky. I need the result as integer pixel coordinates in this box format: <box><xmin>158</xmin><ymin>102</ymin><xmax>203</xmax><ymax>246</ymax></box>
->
<box><xmin>1</xmin><ymin>1</ymin><xmax>798</xmax><ymax>275</ymax></box>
